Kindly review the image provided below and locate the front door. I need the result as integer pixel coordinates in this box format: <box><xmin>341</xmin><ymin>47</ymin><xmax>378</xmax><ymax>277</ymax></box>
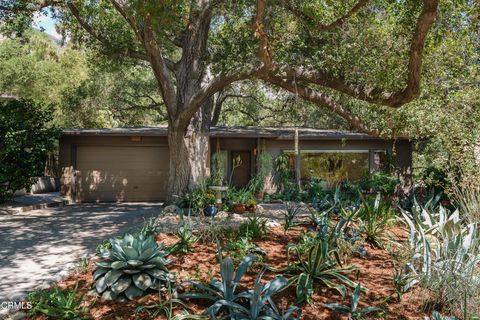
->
<box><xmin>231</xmin><ymin>151</ymin><xmax>251</xmax><ymax>188</ymax></box>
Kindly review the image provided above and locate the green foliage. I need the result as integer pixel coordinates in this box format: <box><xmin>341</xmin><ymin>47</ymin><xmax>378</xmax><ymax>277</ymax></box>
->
<box><xmin>248</xmin><ymin>152</ymin><xmax>273</xmax><ymax>193</ymax></box>
<box><xmin>400</xmin><ymin>201</ymin><xmax>480</xmax><ymax>316</ymax></box>
<box><xmin>357</xmin><ymin>194</ymin><xmax>396</xmax><ymax>248</ymax></box>
<box><xmin>211</xmin><ymin>151</ymin><xmax>227</xmax><ymax>186</ymax></box>
<box><xmin>285</xmin><ymin>240</ymin><xmax>360</xmax><ymax>303</ymax></box>
<box><xmin>0</xmin><ymin>99</ymin><xmax>59</xmax><ymax>202</ymax></box>
<box><xmin>181</xmin><ymin>254</ymin><xmax>300</xmax><ymax>319</ymax></box>
<box><xmin>222</xmin><ymin>232</ymin><xmax>266</xmax><ymax>262</ymax></box>
<box><xmin>169</xmin><ymin>226</ymin><xmax>199</xmax><ymax>255</ymax></box>
<box><xmin>28</xmin><ymin>284</ymin><xmax>90</xmax><ymax>320</ymax></box>
<box><xmin>284</xmin><ymin>202</ymin><xmax>301</xmax><ymax>232</ymax></box>
<box><xmin>275</xmin><ymin>154</ymin><xmax>291</xmax><ymax>191</ymax></box>
<box><xmin>136</xmin><ymin>282</ymin><xmax>205</xmax><ymax>320</ymax></box>
<box><xmin>94</xmin><ymin>233</ymin><xmax>173</xmax><ymax>300</ymax></box>
<box><xmin>323</xmin><ymin>284</ymin><xmax>382</xmax><ymax>320</ymax></box>
<box><xmin>239</xmin><ymin>216</ymin><xmax>268</xmax><ymax>239</ymax></box>
<box><xmin>359</xmin><ymin>171</ymin><xmax>399</xmax><ymax>196</ymax></box>
<box><xmin>139</xmin><ymin>217</ymin><xmax>158</xmax><ymax>237</ymax></box>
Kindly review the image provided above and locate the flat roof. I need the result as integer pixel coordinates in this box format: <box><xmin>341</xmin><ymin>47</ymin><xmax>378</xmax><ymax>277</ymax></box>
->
<box><xmin>61</xmin><ymin>126</ymin><xmax>392</xmax><ymax>140</ymax></box>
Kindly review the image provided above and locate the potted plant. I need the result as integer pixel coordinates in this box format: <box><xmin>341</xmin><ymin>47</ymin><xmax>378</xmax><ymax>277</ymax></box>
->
<box><xmin>247</xmin><ymin>196</ymin><xmax>257</xmax><ymax>213</ymax></box>
<box><xmin>203</xmin><ymin>193</ymin><xmax>218</xmax><ymax>217</ymax></box>
<box><xmin>231</xmin><ymin>189</ymin><xmax>248</xmax><ymax>214</ymax></box>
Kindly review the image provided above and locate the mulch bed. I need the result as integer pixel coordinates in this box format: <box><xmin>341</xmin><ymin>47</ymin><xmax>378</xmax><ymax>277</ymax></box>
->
<box><xmin>29</xmin><ymin>224</ymin><xmax>429</xmax><ymax>320</ymax></box>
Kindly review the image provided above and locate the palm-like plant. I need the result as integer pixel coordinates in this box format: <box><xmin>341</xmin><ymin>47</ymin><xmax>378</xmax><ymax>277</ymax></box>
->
<box><xmin>357</xmin><ymin>194</ymin><xmax>395</xmax><ymax>248</ymax></box>
<box><xmin>323</xmin><ymin>284</ymin><xmax>382</xmax><ymax>320</ymax></box>
<box><xmin>285</xmin><ymin>240</ymin><xmax>360</xmax><ymax>303</ymax></box>
<box><xmin>169</xmin><ymin>226</ymin><xmax>199</xmax><ymax>255</ymax></box>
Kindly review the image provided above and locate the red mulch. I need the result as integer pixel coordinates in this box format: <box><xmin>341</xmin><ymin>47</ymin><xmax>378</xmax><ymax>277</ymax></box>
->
<box><xmin>27</xmin><ymin>224</ymin><xmax>429</xmax><ymax>320</ymax></box>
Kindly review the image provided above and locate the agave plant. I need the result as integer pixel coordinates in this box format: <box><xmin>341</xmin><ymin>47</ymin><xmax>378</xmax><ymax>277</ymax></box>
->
<box><xmin>285</xmin><ymin>240</ymin><xmax>360</xmax><ymax>303</ymax></box>
<box><xmin>323</xmin><ymin>284</ymin><xmax>382</xmax><ymax>320</ymax></box>
<box><xmin>181</xmin><ymin>254</ymin><xmax>300</xmax><ymax>319</ymax></box>
<box><xmin>94</xmin><ymin>233</ymin><xmax>173</xmax><ymax>300</ymax></box>
<box><xmin>400</xmin><ymin>202</ymin><xmax>480</xmax><ymax>315</ymax></box>
<box><xmin>213</xmin><ymin>270</ymin><xmax>301</xmax><ymax>320</ymax></box>
<box><xmin>181</xmin><ymin>254</ymin><xmax>256</xmax><ymax>316</ymax></box>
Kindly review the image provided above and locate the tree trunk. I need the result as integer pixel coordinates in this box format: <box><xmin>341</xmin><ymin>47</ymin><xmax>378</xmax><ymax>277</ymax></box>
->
<box><xmin>166</xmin><ymin>99</ymin><xmax>212</xmax><ymax>203</ymax></box>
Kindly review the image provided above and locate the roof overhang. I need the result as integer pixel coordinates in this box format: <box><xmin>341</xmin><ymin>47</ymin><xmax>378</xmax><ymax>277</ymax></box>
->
<box><xmin>61</xmin><ymin>126</ymin><xmax>398</xmax><ymax>141</ymax></box>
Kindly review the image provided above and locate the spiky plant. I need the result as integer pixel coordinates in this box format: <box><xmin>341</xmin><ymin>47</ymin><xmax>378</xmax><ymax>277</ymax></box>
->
<box><xmin>285</xmin><ymin>240</ymin><xmax>360</xmax><ymax>303</ymax></box>
<box><xmin>94</xmin><ymin>233</ymin><xmax>173</xmax><ymax>300</ymax></box>
<box><xmin>181</xmin><ymin>254</ymin><xmax>300</xmax><ymax>319</ymax></box>
<box><xmin>323</xmin><ymin>284</ymin><xmax>382</xmax><ymax>320</ymax></box>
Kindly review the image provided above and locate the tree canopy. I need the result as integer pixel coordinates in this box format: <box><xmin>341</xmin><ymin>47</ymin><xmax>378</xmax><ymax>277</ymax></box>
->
<box><xmin>1</xmin><ymin>0</ymin><xmax>478</xmax><ymax>197</ymax></box>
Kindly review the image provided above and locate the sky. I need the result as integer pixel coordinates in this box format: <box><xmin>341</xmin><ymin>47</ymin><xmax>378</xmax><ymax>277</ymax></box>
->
<box><xmin>33</xmin><ymin>11</ymin><xmax>61</xmax><ymax>39</ymax></box>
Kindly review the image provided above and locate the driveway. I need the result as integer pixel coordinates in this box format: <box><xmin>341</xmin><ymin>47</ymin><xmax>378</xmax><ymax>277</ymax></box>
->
<box><xmin>0</xmin><ymin>203</ymin><xmax>163</xmax><ymax>302</ymax></box>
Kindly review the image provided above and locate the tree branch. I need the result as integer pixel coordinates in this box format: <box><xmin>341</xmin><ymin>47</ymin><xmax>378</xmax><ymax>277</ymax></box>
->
<box><xmin>260</xmin><ymin>73</ymin><xmax>381</xmax><ymax>136</ymax></box>
<box><xmin>285</xmin><ymin>0</ymin><xmax>369</xmax><ymax>32</ymax></box>
<box><xmin>109</xmin><ymin>0</ymin><xmax>178</xmax><ymax>116</ymax></box>
<box><xmin>269</xmin><ymin>0</ymin><xmax>440</xmax><ymax>108</ymax></box>
<box><xmin>183</xmin><ymin>66</ymin><xmax>260</xmax><ymax>122</ymax></box>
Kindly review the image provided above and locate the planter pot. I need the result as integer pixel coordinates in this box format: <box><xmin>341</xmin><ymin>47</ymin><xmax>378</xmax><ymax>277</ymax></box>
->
<box><xmin>255</xmin><ymin>192</ymin><xmax>264</xmax><ymax>201</ymax></box>
<box><xmin>247</xmin><ymin>204</ymin><xmax>257</xmax><ymax>213</ymax></box>
<box><xmin>204</xmin><ymin>205</ymin><xmax>218</xmax><ymax>217</ymax></box>
<box><xmin>232</xmin><ymin>204</ymin><xmax>246</xmax><ymax>214</ymax></box>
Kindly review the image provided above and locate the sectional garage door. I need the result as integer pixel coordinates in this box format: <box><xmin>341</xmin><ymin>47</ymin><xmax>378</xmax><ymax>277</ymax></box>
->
<box><xmin>75</xmin><ymin>146</ymin><xmax>169</xmax><ymax>202</ymax></box>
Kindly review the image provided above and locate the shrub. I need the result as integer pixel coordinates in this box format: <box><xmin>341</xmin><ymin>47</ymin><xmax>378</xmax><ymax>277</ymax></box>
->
<box><xmin>94</xmin><ymin>233</ymin><xmax>173</xmax><ymax>300</ymax></box>
<box><xmin>0</xmin><ymin>99</ymin><xmax>59</xmax><ymax>202</ymax></box>
<box><xmin>27</xmin><ymin>284</ymin><xmax>89</xmax><ymax>320</ymax></box>
<box><xmin>359</xmin><ymin>171</ymin><xmax>399</xmax><ymax>196</ymax></box>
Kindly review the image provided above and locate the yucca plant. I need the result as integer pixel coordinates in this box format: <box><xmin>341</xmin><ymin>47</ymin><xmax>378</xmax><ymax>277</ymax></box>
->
<box><xmin>357</xmin><ymin>194</ymin><xmax>395</xmax><ymax>248</ymax></box>
<box><xmin>323</xmin><ymin>284</ymin><xmax>382</xmax><ymax>320</ymax></box>
<box><xmin>285</xmin><ymin>240</ymin><xmax>360</xmax><ymax>303</ymax></box>
<box><xmin>284</xmin><ymin>202</ymin><xmax>301</xmax><ymax>232</ymax></box>
<box><xmin>94</xmin><ymin>233</ymin><xmax>173</xmax><ymax>300</ymax></box>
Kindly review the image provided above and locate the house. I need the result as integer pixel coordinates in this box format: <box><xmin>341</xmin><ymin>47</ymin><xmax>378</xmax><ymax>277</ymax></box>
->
<box><xmin>59</xmin><ymin>126</ymin><xmax>412</xmax><ymax>202</ymax></box>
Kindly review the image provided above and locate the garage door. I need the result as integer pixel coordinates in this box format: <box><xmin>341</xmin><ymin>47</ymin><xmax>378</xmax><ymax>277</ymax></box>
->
<box><xmin>75</xmin><ymin>146</ymin><xmax>169</xmax><ymax>202</ymax></box>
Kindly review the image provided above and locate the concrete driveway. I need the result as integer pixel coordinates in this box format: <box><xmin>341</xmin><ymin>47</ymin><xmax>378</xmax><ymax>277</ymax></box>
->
<box><xmin>0</xmin><ymin>203</ymin><xmax>163</xmax><ymax>302</ymax></box>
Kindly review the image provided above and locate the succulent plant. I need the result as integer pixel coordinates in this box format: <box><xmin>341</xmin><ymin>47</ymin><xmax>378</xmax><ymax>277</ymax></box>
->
<box><xmin>93</xmin><ymin>233</ymin><xmax>173</xmax><ymax>300</ymax></box>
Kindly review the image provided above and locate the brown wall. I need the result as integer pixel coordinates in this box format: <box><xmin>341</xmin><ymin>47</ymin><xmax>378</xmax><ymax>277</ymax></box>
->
<box><xmin>59</xmin><ymin>134</ymin><xmax>412</xmax><ymax>201</ymax></box>
<box><xmin>59</xmin><ymin>135</ymin><xmax>168</xmax><ymax>202</ymax></box>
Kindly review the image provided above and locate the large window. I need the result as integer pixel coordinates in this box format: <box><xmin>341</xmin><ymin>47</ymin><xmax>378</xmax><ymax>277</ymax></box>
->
<box><xmin>287</xmin><ymin>150</ymin><xmax>370</xmax><ymax>187</ymax></box>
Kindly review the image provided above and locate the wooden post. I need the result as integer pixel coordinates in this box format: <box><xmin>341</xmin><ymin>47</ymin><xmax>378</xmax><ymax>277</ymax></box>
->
<box><xmin>294</xmin><ymin>128</ymin><xmax>301</xmax><ymax>189</ymax></box>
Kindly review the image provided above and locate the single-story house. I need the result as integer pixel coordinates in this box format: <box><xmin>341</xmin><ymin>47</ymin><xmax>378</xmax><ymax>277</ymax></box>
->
<box><xmin>59</xmin><ymin>126</ymin><xmax>412</xmax><ymax>202</ymax></box>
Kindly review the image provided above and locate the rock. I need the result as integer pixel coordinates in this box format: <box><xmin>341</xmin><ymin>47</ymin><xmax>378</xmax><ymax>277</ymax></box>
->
<box><xmin>266</xmin><ymin>220</ymin><xmax>282</xmax><ymax>228</ymax></box>
<box><xmin>216</xmin><ymin>211</ymin><xmax>229</xmax><ymax>219</ymax></box>
<box><xmin>256</xmin><ymin>204</ymin><xmax>265</xmax><ymax>214</ymax></box>
<box><xmin>163</xmin><ymin>205</ymin><xmax>180</xmax><ymax>214</ymax></box>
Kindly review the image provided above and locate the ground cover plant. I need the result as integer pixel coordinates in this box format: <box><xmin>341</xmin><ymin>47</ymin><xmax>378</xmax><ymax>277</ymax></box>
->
<box><xmin>25</xmin><ymin>179</ymin><xmax>480</xmax><ymax>320</ymax></box>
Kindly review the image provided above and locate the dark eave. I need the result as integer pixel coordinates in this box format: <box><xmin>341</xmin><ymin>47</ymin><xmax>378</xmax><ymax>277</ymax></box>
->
<box><xmin>62</xmin><ymin>126</ymin><xmax>393</xmax><ymax>141</ymax></box>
